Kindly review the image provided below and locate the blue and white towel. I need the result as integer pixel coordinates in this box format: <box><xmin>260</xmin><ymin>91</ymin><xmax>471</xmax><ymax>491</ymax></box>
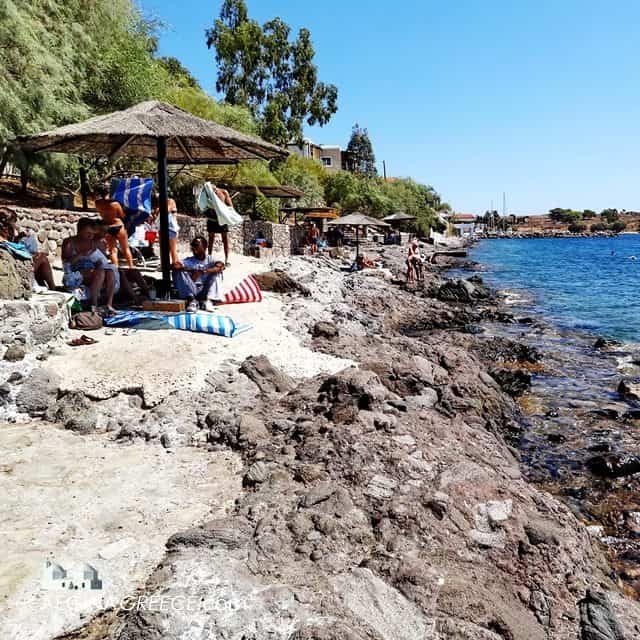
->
<box><xmin>111</xmin><ymin>177</ymin><xmax>154</xmax><ymax>235</ymax></box>
<box><xmin>104</xmin><ymin>310</ymin><xmax>251</xmax><ymax>338</ymax></box>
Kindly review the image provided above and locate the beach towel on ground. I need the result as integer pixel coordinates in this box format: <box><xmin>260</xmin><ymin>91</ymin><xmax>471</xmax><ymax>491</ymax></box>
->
<box><xmin>222</xmin><ymin>275</ymin><xmax>263</xmax><ymax>304</ymax></box>
<box><xmin>196</xmin><ymin>182</ymin><xmax>243</xmax><ymax>226</ymax></box>
<box><xmin>111</xmin><ymin>177</ymin><xmax>154</xmax><ymax>235</ymax></box>
<box><xmin>104</xmin><ymin>310</ymin><xmax>251</xmax><ymax>338</ymax></box>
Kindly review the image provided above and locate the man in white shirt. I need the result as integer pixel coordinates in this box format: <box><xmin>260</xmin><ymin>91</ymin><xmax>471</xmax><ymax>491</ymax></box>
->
<box><xmin>172</xmin><ymin>236</ymin><xmax>225</xmax><ymax>312</ymax></box>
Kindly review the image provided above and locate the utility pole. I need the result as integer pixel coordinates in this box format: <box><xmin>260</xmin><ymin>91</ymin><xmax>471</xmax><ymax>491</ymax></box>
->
<box><xmin>383</xmin><ymin>160</ymin><xmax>387</xmax><ymax>180</ymax></box>
<box><xmin>503</xmin><ymin>191</ymin><xmax>506</xmax><ymax>218</ymax></box>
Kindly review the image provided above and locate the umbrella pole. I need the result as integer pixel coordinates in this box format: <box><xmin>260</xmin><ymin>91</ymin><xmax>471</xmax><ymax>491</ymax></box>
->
<box><xmin>356</xmin><ymin>226</ymin><xmax>360</xmax><ymax>259</ymax></box>
<box><xmin>157</xmin><ymin>137</ymin><xmax>171</xmax><ymax>293</ymax></box>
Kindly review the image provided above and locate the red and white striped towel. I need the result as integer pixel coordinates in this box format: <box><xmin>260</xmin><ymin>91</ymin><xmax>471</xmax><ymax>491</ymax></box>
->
<box><xmin>223</xmin><ymin>275</ymin><xmax>263</xmax><ymax>304</ymax></box>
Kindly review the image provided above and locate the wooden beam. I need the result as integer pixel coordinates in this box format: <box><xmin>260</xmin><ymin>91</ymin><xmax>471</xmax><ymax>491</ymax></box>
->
<box><xmin>108</xmin><ymin>135</ymin><xmax>137</xmax><ymax>161</ymax></box>
<box><xmin>174</xmin><ymin>137</ymin><xmax>194</xmax><ymax>164</ymax></box>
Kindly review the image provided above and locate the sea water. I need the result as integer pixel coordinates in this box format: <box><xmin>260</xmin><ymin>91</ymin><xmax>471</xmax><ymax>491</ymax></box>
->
<box><xmin>470</xmin><ymin>236</ymin><xmax>640</xmax><ymax>342</ymax></box>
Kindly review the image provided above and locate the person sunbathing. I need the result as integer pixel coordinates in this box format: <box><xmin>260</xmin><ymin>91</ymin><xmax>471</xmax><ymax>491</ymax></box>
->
<box><xmin>94</xmin><ymin>186</ymin><xmax>134</xmax><ymax>268</ymax></box>
<box><xmin>172</xmin><ymin>236</ymin><xmax>225</xmax><ymax>312</ymax></box>
<box><xmin>61</xmin><ymin>218</ymin><xmax>118</xmax><ymax>312</ymax></box>
<box><xmin>0</xmin><ymin>208</ymin><xmax>55</xmax><ymax>290</ymax></box>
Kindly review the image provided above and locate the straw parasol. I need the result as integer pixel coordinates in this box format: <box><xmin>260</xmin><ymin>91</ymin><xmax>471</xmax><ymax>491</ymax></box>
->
<box><xmin>383</xmin><ymin>211</ymin><xmax>416</xmax><ymax>223</ymax></box>
<box><xmin>16</xmin><ymin>100</ymin><xmax>288</xmax><ymax>288</ymax></box>
<box><xmin>328</xmin><ymin>212</ymin><xmax>390</xmax><ymax>257</ymax></box>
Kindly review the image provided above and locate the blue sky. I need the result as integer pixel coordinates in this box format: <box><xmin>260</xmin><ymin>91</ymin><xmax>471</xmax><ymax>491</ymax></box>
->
<box><xmin>141</xmin><ymin>0</ymin><xmax>640</xmax><ymax>214</ymax></box>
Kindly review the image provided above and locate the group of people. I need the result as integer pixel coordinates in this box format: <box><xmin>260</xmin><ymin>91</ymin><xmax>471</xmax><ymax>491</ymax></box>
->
<box><xmin>0</xmin><ymin>181</ymin><xmax>237</xmax><ymax>314</ymax></box>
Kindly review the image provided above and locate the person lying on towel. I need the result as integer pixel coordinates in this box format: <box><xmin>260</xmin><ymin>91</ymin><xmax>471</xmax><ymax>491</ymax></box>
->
<box><xmin>172</xmin><ymin>236</ymin><xmax>225</xmax><ymax>313</ymax></box>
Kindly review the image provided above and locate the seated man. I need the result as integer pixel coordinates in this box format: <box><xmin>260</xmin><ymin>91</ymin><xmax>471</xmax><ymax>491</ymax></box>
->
<box><xmin>172</xmin><ymin>236</ymin><xmax>225</xmax><ymax>312</ymax></box>
<box><xmin>94</xmin><ymin>186</ymin><xmax>134</xmax><ymax>268</ymax></box>
<box><xmin>0</xmin><ymin>208</ymin><xmax>56</xmax><ymax>291</ymax></box>
<box><xmin>61</xmin><ymin>218</ymin><xmax>118</xmax><ymax>312</ymax></box>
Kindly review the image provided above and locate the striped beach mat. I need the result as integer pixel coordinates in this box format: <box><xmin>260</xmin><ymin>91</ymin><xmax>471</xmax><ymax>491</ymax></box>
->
<box><xmin>223</xmin><ymin>275</ymin><xmax>263</xmax><ymax>304</ymax></box>
<box><xmin>104</xmin><ymin>310</ymin><xmax>251</xmax><ymax>338</ymax></box>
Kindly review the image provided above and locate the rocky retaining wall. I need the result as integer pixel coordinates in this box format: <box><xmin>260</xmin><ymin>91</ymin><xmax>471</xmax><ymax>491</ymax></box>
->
<box><xmin>0</xmin><ymin>295</ymin><xmax>68</xmax><ymax>354</ymax></box>
<box><xmin>176</xmin><ymin>214</ymin><xmax>293</xmax><ymax>257</ymax></box>
<box><xmin>5</xmin><ymin>206</ymin><xmax>296</xmax><ymax>259</ymax></box>
<box><xmin>7</xmin><ymin>205</ymin><xmax>98</xmax><ymax>257</ymax></box>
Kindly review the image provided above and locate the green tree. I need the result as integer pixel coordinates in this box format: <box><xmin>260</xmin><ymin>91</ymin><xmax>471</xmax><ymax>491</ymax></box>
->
<box><xmin>568</xmin><ymin>222</ymin><xmax>587</xmax><ymax>233</ymax></box>
<box><xmin>590</xmin><ymin>222</ymin><xmax>608</xmax><ymax>232</ymax></box>
<box><xmin>610</xmin><ymin>220</ymin><xmax>627</xmax><ymax>233</ymax></box>
<box><xmin>273</xmin><ymin>154</ymin><xmax>325</xmax><ymax>207</ymax></box>
<box><xmin>345</xmin><ymin>124</ymin><xmax>376</xmax><ymax>176</ymax></box>
<box><xmin>206</xmin><ymin>0</ymin><xmax>338</xmax><ymax>145</ymax></box>
<box><xmin>157</xmin><ymin>57</ymin><xmax>201</xmax><ymax>89</ymax></box>
<box><xmin>601</xmin><ymin>208</ymin><xmax>619</xmax><ymax>223</ymax></box>
<box><xmin>582</xmin><ymin>209</ymin><xmax>597</xmax><ymax>218</ymax></box>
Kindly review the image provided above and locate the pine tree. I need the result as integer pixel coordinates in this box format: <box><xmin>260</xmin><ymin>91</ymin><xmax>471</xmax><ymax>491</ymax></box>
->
<box><xmin>346</xmin><ymin>124</ymin><xmax>377</xmax><ymax>177</ymax></box>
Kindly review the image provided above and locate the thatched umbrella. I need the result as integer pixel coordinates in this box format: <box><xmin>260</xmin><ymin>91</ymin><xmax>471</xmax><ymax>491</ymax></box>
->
<box><xmin>383</xmin><ymin>212</ymin><xmax>416</xmax><ymax>223</ymax></box>
<box><xmin>328</xmin><ymin>212</ymin><xmax>390</xmax><ymax>257</ymax></box>
<box><xmin>16</xmin><ymin>100</ymin><xmax>288</xmax><ymax>288</ymax></box>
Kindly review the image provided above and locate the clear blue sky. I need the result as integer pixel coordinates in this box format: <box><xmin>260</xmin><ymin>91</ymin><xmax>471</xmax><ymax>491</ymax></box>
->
<box><xmin>141</xmin><ymin>0</ymin><xmax>640</xmax><ymax>214</ymax></box>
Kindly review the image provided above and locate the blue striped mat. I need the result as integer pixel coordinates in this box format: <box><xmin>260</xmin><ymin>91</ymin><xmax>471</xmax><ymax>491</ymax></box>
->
<box><xmin>104</xmin><ymin>310</ymin><xmax>251</xmax><ymax>338</ymax></box>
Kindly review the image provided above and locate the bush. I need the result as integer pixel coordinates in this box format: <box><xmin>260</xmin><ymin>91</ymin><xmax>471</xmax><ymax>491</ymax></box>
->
<box><xmin>568</xmin><ymin>222</ymin><xmax>587</xmax><ymax>233</ymax></box>
<box><xmin>610</xmin><ymin>220</ymin><xmax>627</xmax><ymax>233</ymax></box>
<box><xmin>590</xmin><ymin>222</ymin><xmax>608</xmax><ymax>233</ymax></box>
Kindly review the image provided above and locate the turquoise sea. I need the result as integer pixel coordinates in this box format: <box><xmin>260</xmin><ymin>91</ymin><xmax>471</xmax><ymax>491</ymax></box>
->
<box><xmin>470</xmin><ymin>235</ymin><xmax>640</xmax><ymax>342</ymax></box>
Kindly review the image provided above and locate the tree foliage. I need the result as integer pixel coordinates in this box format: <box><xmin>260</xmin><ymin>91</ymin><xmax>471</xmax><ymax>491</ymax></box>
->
<box><xmin>346</xmin><ymin>124</ymin><xmax>376</xmax><ymax>177</ymax></box>
<box><xmin>206</xmin><ymin>0</ymin><xmax>338</xmax><ymax>145</ymax></box>
<box><xmin>601</xmin><ymin>208</ymin><xmax>619</xmax><ymax>223</ymax></box>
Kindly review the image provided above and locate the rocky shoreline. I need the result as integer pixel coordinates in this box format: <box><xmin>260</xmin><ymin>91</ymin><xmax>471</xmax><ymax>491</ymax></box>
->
<box><xmin>4</xmin><ymin>246</ymin><xmax>640</xmax><ymax>639</ymax></box>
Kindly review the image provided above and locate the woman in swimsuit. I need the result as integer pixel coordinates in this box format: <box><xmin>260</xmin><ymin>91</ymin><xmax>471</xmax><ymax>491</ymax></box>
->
<box><xmin>150</xmin><ymin>193</ymin><xmax>180</xmax><ymax>266</ymax></box>
<box><xmin>94</xmin><ymin>187</ymin><xmax>134</xmax><ymax>268</ymax></box>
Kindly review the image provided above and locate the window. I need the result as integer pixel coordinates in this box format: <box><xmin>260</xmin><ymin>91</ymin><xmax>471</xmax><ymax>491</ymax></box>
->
<box><xmin>321</xmin><ymin>157</ymin><xmax>332</xmax><ymax>167</ymax></box>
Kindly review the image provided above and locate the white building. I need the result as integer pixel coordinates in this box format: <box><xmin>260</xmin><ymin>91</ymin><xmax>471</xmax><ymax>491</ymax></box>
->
<box><xmin>41</xmin><ymin>560</ymin><xmax>102</xmax><ymax>591</ymax></box>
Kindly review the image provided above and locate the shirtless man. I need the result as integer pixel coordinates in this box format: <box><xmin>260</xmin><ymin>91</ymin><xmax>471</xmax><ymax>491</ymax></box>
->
<box><xmin>308</xmin><ymin>223</ymin><xmax>320</xmax><ymax>254</ymax></box>
<box><xmin>94</xmin><ymin>187</ymin><xmax>134</xmax><ymax>268</ymax></box>
<box><xmin>206</xmin><ymin>185</ymin><xmax>234</xmax><ymax>266</ymax></box>
<box><xmin>62</xmin><ymin>218</ymin><xmax>117</xmax><ymax>312</ymax></box>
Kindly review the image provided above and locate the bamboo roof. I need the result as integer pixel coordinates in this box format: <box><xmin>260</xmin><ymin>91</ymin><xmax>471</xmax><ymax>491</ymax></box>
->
<box><xmin>16</xmin><ymin>101</ymin><xmax>287</xmax><ymax>164</ymax></box>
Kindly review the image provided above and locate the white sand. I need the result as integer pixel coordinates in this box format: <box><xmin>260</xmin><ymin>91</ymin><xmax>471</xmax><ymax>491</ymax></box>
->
<box><xmin>46</xmin><ymin>253</ymin><xmax>353</xmax><ymax>406</ymax></box>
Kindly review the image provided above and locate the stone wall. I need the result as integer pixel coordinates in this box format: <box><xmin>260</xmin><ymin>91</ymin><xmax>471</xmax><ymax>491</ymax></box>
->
<box><xmin>0</xmin><ymin>295</ymin><xmax>69</xmax><ymax>355</ymax></box>
<box><xmin>6</xmin><ymin>206</ymin><xmax>295</xmax><ymax>260</ymax></box>
<box><xmin>7</xmin><ymin>206</ymin><xmax>98</xmax><ymax>257</ymax></box>
<box><xmin>0</xmin><ymin>251</ymin><xmax>33</xmax><ymax>300</ymax></box>
<box><xmin>176</xmin><ymin>215</ymin><xmax>294</xmax><ymax>258</ymax></box>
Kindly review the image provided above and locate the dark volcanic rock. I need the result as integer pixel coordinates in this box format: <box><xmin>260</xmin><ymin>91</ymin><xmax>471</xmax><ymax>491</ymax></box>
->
<box><xmin>15</xmin><ymin>368</ymin><xmax>60</xmax><ymax>415</ymax></box>
<box><xmin>586</xmin><ymin>453</ymin><xmax>640</xmax><ymax>478</ymax></box>
<box><xmin>240</xmin><ymin>355</ymin><xmax>293</xmax><ymax>394</ymax></box>
<box><xmin>253</xmin><ymin>270</ymin><xmax>311</xmax><ymax>296</ymax></box>
<box><xmin>312</xmin><ymin>321</ymin><xmax>339</xmax><ymax>339</ymax></box>
<box><xmin>3</xmin><ymin>342</ymin><xmax>27</xmax><ymax>362</ymax></box>
<box><xmin>437</xmin><ymin>279</ymin><xmax>486</xmax><ymax>303</ymax></box>
<box><xmin>618</xmin><ymin>378</ymin><xmax>640</xmax><ymax>402</ymax></box>
<box><xmin>578</xmin><ymin>589</ymin><xmax>625</xmax><ymax>640</ymax></box>
<box><xmin>490</xmin><ymin>368</ymin><xmax>532</xmax><ymax>396</ymax></box>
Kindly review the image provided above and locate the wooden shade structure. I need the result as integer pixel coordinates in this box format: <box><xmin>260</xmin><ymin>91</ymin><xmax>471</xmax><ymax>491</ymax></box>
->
<box><xmin>15</xmin><ymin>100</ymin><xmax>288</xmax><ymax>288</ymax></box>
<box><xmin>328</xmin><ymin>212</ymin><xmax>390</xmax><ymax>257</ymax></box>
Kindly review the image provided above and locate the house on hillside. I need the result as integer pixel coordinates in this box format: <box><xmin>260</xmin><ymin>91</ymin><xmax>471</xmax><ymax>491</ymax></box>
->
<box><xmin>287</xmin><ymin>139</ymin><xmax>353</xmax><ymax>172</ymax></box>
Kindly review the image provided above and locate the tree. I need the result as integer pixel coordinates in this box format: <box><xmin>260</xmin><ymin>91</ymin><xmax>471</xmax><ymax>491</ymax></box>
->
<box><xmin>346</xmin><ymin>124</ymin><xmax>376</xmax><ymax>177</ymax></box>
<box><xmin>601</xmin><ymin>208</ymin><xmax>619</xmax><ymax>223</ymax></box>
<box><xmin>568</xmin><ymin>222</ymin><xmax>587</xmax><ymax>234</ymax></box>
<box><xmin>157</xmin><ymin>57</ymin><xmax>200</xmax><ymax>89</ymax></box>
<box><xmin>610</xmin><ymin>220</ymin><xmax>627</xmax><ymax>233</ymax></box>
<box><xmin>582</xmin><ymin>209</ymin><xmax>596</xmax><ymax>219</ymax></box>
<box><xmin>206</xmin><ymin>0</ymin><xmax>338</xmax><ymax>145</ymax></box>
<box><xmin>590</xmin><ymin>222</ymin><xmax>608</xmax><ymax>233</ymax></box>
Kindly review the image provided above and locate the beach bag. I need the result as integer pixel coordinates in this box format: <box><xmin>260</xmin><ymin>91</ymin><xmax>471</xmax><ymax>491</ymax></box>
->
<box><xmin>69</xmin><ymin>311</ymin><xmax>103</xmax><ymax>331</ymax></box>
